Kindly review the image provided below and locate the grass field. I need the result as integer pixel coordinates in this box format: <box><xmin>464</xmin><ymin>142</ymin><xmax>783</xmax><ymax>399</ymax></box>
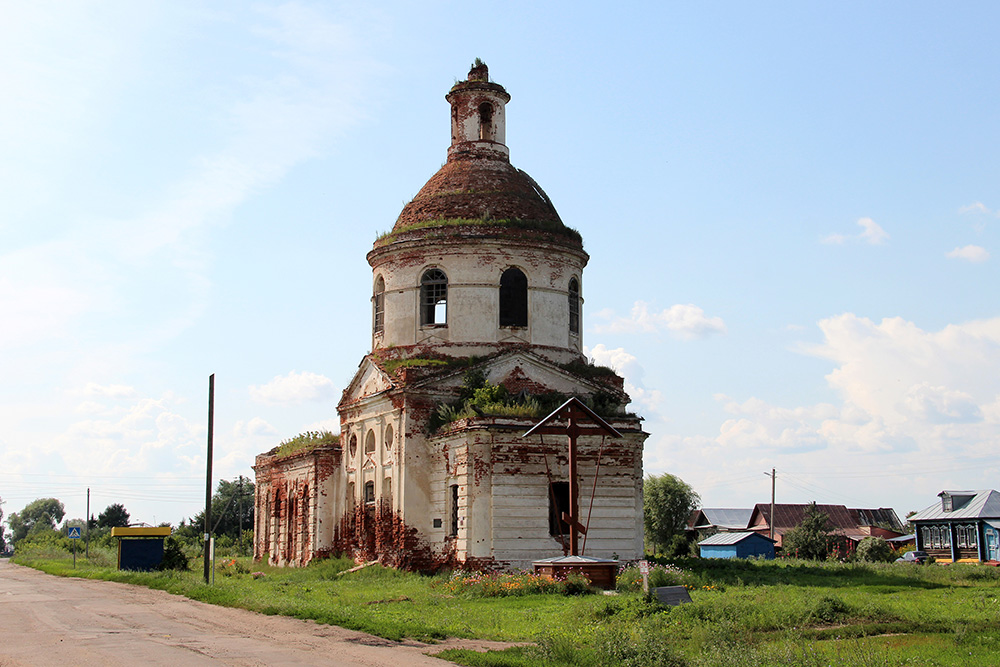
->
<box><xmin>11</xmin><ymin>547</ymin><xmax>1000</xmax><ymax>666</ymax></box>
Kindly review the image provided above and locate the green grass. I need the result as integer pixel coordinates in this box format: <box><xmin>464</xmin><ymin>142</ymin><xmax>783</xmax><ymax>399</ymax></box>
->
<box><xmin>13</xmin><ymin>549</ymin><xmax>1000</xmax><ymax>666</ymax></box>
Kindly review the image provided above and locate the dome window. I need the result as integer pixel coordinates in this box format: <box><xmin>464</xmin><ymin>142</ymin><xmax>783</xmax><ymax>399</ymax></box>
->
<box><xmin>499</xmin><ymin>267</ymin><xmax>528</xmax><ymax>327</ymax></box>
<box><xmin>420</xmin><ymin>269</ymin><xmax>448</xmax><ymax>326</ymax></box>
<box><xmin>373</xmin><ymin>276</ymin><xmax>385</xmax><ymax>336</ymax></box>
<box><xmin>568</xmin><ymin>278</ymin><xmax>580</xmax><ymax>335</ymax></box>
<box><xmin>478</xmin><ymin>102</ymin><xmax>494</xmax><ymax>141</ymax></box>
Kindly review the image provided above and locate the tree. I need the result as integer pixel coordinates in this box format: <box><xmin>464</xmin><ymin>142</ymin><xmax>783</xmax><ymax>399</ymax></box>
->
<box><xmin>7</xmin><ymin>498</ymin><xmax>65</xmax><ymax>545</ymax></box>
<box><xmin>855</xmin><ymin>536</ymin><xmax>895</xmax><ymax>563</ymax></box>
<box><xmin>643</xmin><ymin>473</ymin><xmax>700</xmax><ymax>556</ymax></box>
<box><xmin>0</xmin><ymin>496</ymin><xmax>6</xmax><ymax>551</ymax></box>
<box><xmin>782</xmin><ymin>502</ymin><xmax>831</xmax><ymax>560</ymax></box>
<box><xmin>188</xmin><ymin>477</ymin><xmax>255</xmax><ymax>539</ymax></box>
<box><xmin>97</xmin><ymin>503</ymin><xmax>131</xmax><ymax>528</ymax></box>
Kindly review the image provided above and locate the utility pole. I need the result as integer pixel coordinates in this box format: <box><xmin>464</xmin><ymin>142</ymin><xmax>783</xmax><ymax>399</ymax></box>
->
<box><xmin>86</xmin><ymin>487</ymin><xmax>90</xmax><ymax>559</ymax></box>
<box><xmin>764</xmin><ymin>468</ymin><xmax>776</xmax><ymax>541</ymax></box>
<box><xmin>203</xmin><ymin>374</ymin><xmax>215</xmax><ymax>585</ymax></box>
<box><xmin>238</xmin><ymin>476</ymin><xmax>243</xmax><ymax>537</ymax></box>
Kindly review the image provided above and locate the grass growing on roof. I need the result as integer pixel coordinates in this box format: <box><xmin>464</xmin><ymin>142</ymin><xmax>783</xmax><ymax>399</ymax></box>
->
<box><xmin>273</xmin><ymin>430</ymin><xmax>339</xmax><ymax>458</ymax></box>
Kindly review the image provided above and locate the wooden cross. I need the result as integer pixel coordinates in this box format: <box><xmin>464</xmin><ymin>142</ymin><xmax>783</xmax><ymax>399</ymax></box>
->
<box><xmin>523</xmin><ymin>397</ymin><xmax>622</xmax><ymax>556</ymax></box>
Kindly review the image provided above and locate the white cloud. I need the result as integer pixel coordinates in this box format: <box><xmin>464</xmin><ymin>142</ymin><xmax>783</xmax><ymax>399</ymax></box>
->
<box><xmin>249</xmin><ymin>370</ymin><xmax>337</xmax><ymax>405</ymax></box>
<box><xmin>48</xmin><ymin>395</ymin><xmax>203</xmax><ymax>477</ymax></box>
<box><xmin>233</xmin><ymin>417</ymin><xmax>278</xmax><ymax>438</ymax></box>
<box><xmin>593</xmin><ymin>301</ymin><xmax>726</xmax><ymax>339</ymax></box>
<box><xmin>822</xmin><ymin>217</ymin><xmax>888</xmax><ymax>245</ymax></box>
<box><xmin>643</xmin><ymin>313</ymin><xmax>1000</xmax><ymax>506</ymax></box>
<box><xmin>586</xmin><ymin>343</ymin><xmax>665</xmax><ymax>417</ymax></box>
<box><xmin>959</xmin><ymin>202</ymin><xmax>992</xmax><ymax>215</ymax></box>
<box><xmin>81</xmin><ymin>382</ymin><xmax>138</xmax><ymax>399</ymax></box>
<box><xmin>946</xmin><ymin>245</ymin><xmax>990</xmax><ymax>263</ymax></box>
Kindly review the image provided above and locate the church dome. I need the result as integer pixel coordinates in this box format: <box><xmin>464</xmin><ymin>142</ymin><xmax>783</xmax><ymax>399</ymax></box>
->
<box><xmin>389</xmin><ymin>61</ymin><xmax>577</xmax><ymax>243</ymax></box>
<box><xmin>394</xmin><ymin>157</ymin><xmax>562</xmax><ymax>229</ymax></box>
<box><xmin>368</xmin><ymin>62</ymin><xmax>588</xmax><ymax>359</ymax></box>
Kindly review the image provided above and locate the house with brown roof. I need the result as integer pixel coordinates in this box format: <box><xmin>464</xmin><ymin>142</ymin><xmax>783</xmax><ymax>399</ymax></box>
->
<box><xmin>748</xmin><ymin>503</ymin><xmax>903</xmax><ymax>550</ymax></box>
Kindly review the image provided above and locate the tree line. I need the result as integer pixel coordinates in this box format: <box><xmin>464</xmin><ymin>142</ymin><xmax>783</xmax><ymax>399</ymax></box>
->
<box><xmin>0</xmin><ymin>476</ymin><xmax>255</xmax><ymax>557</ymax></box>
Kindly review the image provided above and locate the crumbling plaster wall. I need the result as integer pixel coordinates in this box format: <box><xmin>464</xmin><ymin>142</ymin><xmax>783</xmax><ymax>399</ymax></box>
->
<box><xmin>253</xmin><ymin>446</ymin><xmax>340</xmax><ymax>566</ymax></box>
<box><xmin>339</xmin><ymin>395</ymin><xmax>402</xmax><ymax>514</ymax></box>
<box><xmin>371</xmin><ymin>236</ymin><xmax>586</xmax><ymax>353</ymax></box>
<box><xmin>427</xmin><ymin>419</ymin><xmax>645</xmax><ymax>569</ymax></box>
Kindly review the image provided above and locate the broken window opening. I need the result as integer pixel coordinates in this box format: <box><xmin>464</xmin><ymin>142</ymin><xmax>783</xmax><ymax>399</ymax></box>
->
<box><xmin>449</xmin><ymin>484</ymin><xmax>460</xmax><ymax>537</ymax></box>
<box><xmin>382</xmin><ymin>477</ymin><xmax>392</xmax><ymax>504</ymax></box>
<box><xmin>364</xmin><ymin>480</ymin><xmax>376</xmax><ymax>506</ymax></box>
<box><xmin>478</xmin><ymin>102</ymin><xmax>493</xmax><ymax>141</ymax></box>
<box><xmin>373</xmin><ymin>276</ymin><xmax>385</xmax><ymax>336</ymax></box>
<box><xmin>384</xmin><ymin>424</ymin><xmax>394</xmax><ymax>453</ymax></box>
<box><xmin>548</xmin><ymin>481</ymin><xmax>570</xmax><ymax>536</ymax></box>
<box><xmin>365</xmin><ymin>430</ymin><xmax>376</xmax><ymax>457</ymax></box>
<box><xmin>420</xmin><ymin>268</ymin><xmax>448</xmax><ymax>326</ymax></box>
<box><xmin>348</xmin><ymin>434</ymin><xmax>358</xmax><ymax>462</ymax></box>
<box><xmin>499</xmin><ymin>267</ymin><xmax>528</xmax><ymax>327</ymax></box>
<box><xmin>568</xmin><ymin>278</ymin><xmax>580</xmax><ymax>335</ymax></box>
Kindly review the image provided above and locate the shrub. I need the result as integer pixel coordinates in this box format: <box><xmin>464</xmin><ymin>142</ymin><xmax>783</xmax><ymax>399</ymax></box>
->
<box><xmin>158</xmin><ymin>536</ymin><xmax>190</xmax><ymax>571</ymax></box>
<box><xmin>808</xmin><ymin>595</ymin><xmax>851</xmax><ymax>624</ymax></box>
<box><xmin>853</xmin><ymin>536</ymin><xmax>894</xmax><ymax>563</ymax></box>
<box><xmin>439</xmin><ymin>570</ymin><xmax>596</xmax><ymax>597</ymax></box>
<box><xmin>617</xmin><ymin>562</ymin><xmax>689</xmax><ymax>592</ymax></box>
<box><xmin>593</xmin><ymin>625</ymin><xmax>689</xmax><ymax>667</ymax></box>
<box><xmin>217</xmin><ymin>557</ymin><xmax>249</xmax><ymax>577</ymax></box>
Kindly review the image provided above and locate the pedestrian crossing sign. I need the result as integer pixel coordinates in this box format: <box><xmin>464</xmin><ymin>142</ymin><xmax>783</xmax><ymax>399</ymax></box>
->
<box><xmin>68</xmin><ymin>527</ymin><xmax>82</xmax><ymax>539</ymax></box>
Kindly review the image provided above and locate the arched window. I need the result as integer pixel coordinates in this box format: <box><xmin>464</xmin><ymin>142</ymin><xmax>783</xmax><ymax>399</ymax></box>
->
<box><xmin>364</xmin><ymin>480</ymin><xmax>376</xmax><ymax>505</ymax></box>
<box><xmin>348</xmin><ymin>434</ymin><xmax>358</xmax><ymax>462</ymax></box>
<box><xmin>499</xmin><ymin>267</ymin><xmax>528</xmax><ymax>327</ymax></box>
<box><xmin>478</xmin><ymin>102</ymin><xmax>493</xmax><ymax>141</ymax></box>
<box><xmin>382</xmin><ymin>477</ymin><xmax>392</xmax><ymax>503</ymax></box>
<box><xmin>373</xmin><ymin>276</ymin><xmax>385</xmax><ymax>336</ymax></box>
<box><xmin>384</xmin><ymin>425</ymin><xmax>394</xmax><ymax>453</ymax></box>
<box><xmin>365</xmin><ymin>430</ymin><xmax>376</xmax><ymax>457</ymax></box>
<box><xmin>568</xmin><ymin>278</ymin><xmax>580</xmax><ymax>335</ymax></box>
<box><xmin>420</xmin><ymin>269</ymin><xmax>448</xmax><ymax>326</ymax></box>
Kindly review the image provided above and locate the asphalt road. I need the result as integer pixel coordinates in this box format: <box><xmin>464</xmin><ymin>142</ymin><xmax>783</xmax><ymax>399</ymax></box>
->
<box><xmin>0</xmin><ymin>559</ymin><xmax>501</xmax><ymax>666</ymax></box>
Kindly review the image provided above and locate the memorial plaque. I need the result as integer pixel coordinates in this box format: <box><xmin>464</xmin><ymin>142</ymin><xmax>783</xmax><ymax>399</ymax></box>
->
<box><xmin>654</xmin><ymin>585</ymin><xmax>693</xmax><ymax>607</ymax></box>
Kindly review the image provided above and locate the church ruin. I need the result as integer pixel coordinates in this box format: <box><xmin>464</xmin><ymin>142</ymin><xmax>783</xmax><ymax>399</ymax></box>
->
<box><xmin>253</xmin><ymin>62</ymin><xmax>648</xmax><ymax>570</ymax></box>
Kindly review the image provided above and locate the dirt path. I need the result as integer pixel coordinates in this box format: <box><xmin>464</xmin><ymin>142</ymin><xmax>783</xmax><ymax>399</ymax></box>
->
<box><xmin>0</xmin><ymin>559</ymin><xmax>512</xmax><ymax>666</ymax></box>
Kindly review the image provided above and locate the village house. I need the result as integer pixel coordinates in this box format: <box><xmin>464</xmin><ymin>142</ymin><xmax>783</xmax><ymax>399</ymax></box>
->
<box><xmin>909</xmin><ymin>490</ymin><xmax>1000</xmax><ymax>563</ymax></box>
<box><xmin>253</xmin><ymin>62</ymin><xmax>648</xmax><ymax>570</ymax></box>
<box><xmin>746</xmin><ymin>503</ymin><xmax>904</xmax><ymax>552</ymax></box>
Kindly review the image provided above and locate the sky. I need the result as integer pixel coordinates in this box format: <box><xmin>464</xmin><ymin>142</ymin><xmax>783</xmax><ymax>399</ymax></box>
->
<box><xmin>2</xmin><ymin>1</ymin><xmax>999</xmax><ymax>530</ymax></box>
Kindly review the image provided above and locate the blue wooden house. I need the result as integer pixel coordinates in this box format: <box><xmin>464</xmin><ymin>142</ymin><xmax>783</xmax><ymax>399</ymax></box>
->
<box><xmin>909</xmin><ymin>490</ymin><xmax>1000</xmax><ymax>563</ymax></box>
<box><xmin>698</xmin><ymin>531</ymin><xmax>775</xmax><ymax>560</ymax></box>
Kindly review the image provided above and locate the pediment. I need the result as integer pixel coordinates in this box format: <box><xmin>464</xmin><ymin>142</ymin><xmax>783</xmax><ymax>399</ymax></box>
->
<box><xmin>409</xmin><ymin>350</ymin><xmax>623</xmax><ymax>399</ymax></box>
<box><xmin>339</xmin><ymin>357</ymin><xmax>394</xmax><ymax>406</ymax></box>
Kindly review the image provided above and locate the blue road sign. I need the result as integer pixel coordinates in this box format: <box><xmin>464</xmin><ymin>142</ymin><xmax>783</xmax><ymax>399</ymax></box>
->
<box><xmin>68</xmin><ymin>527</ymin><xmax>82</xmax><ymax>539</ymax></box>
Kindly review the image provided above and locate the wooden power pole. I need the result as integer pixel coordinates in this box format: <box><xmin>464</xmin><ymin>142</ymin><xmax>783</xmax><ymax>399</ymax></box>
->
<box><xmin>203</xmin><ymin>374</ymin><xmax>215</xmax><ymax>584</ymax></box>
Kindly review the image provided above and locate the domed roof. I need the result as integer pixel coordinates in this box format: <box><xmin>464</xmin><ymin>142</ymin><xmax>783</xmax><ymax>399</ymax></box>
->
<box><xmin>389</xmin><ymin>63</ymin><xmax>576</xmax><ymax>241</ymax></box>
<box><xmin>393</xmin><ymin>156</ymin><xmax>562</xmax><ymax>230</ymax></box>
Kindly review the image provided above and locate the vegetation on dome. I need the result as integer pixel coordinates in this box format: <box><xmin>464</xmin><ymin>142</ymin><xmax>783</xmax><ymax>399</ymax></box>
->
<box><xmin>273</xmin><ymin>430</ymin><xmax>339</xmax><ymax>459</ymax></box>
<box><xmin>376</xmin><ymin>217</ymin><xmax>582</xmax><ymax>245</ymax></box>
